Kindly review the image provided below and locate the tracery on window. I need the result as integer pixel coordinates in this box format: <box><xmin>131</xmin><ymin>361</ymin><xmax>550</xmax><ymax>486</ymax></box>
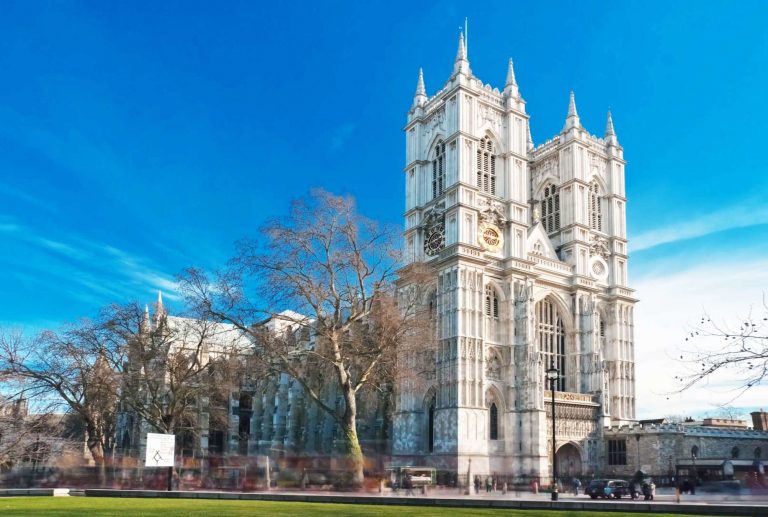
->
<box><xmin>537</xmin><ymin>298</ymin><xmax>566</xmax><ymax>391</ymax></box>
<box><xmin>477</xmin><ymin>137</ymin><xmax>496</xmax><ymax>195</ymax></box>
<box><xmin>432</xmin><ymin>141</ymin><xmax>446</xmax><ymax>199</ymax></box>
<box><xmin>542</xmin><ymin>184</ymin><xmax>561</xmax><ymax>233</ymax></box>
<box><xmin>589</xmin><ymin>181</ymin><xmax>603</xmax><ymax>231</ymax></box>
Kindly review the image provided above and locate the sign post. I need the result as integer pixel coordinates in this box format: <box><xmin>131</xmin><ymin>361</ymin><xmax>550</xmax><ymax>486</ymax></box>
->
<box><xmin>145</xmin><ymin>433</ymin><xmax>176</xmax><ymax>491</ymax></box>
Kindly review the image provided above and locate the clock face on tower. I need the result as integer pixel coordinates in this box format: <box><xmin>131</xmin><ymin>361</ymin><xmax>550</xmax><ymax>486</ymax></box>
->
<box><xmin>424</xmin><ymin>228</ymin><xmax>445</xmax><ymax>256</ymax></box>
<box><xmin>478</xmin><ymin>222</ymin><xmax>503</xmax><ymax>252</ymax></box>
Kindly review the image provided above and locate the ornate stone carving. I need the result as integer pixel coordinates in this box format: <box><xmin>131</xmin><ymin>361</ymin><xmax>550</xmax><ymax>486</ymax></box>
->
<box><xmin>486</xmin><ymin>352</ymin><xmax>501</xmax><ymax>381</ymax></box>
<box><xmin>589</xmin><ymin>234</ymin><xmax>610</xmax><ymax>259</ymax></box>
<box><xmin>479</xmin><ymin>198</ymin><xmax>507</xmax><ymax>226</ymax></box>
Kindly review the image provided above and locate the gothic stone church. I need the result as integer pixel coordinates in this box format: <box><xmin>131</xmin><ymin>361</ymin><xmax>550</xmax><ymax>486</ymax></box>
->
<box><xmin>392</xmin><ymin>34</ymin><xmax>636</xmax><ymax>480</ymax></box>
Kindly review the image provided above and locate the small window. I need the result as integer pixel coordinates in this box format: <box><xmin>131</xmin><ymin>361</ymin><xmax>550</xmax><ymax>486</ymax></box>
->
<box><xmin>732</xmin><ymin>446</ymin><xmax>740</xmax><ymax>459</ymax></box>
<box><xmin>691</xmin><ymin>445</ymin><xmax>699</xmax><ymax>458</ymax></box>
<box><xmin>607</xmin><ymin>439</ymin><xmax>627</xmax><ymax>465</ymax></box>
<box><xmin>755</xmin><ymin>447</ymin><xmax>762</xmax><ymax>460</ymax></box>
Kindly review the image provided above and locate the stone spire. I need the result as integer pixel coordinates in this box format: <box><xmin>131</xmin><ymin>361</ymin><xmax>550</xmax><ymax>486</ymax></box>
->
<box><xmin>604</xmin><ymin>110</ymin><xmax>618</xmax><ymax>145</ymax></box>
<box><xmin>503</xmin><ymin>58</ymin><xmax>520</xmax><ymax>98</ymax></box>
<box><xmin>154</xmin><ymin>290</ymin><xmax>166</xmax><ymax>324</ymax></box>
<box><xmin>563</xmin><ymin>90</ymin><xmax>581</xmax><ymax>131</ymax></box>
<box><xmin>453</xmin><ymin>32</ymin><xmax>471</xmax><ymax>76</ymax></box>
<box><xmin>412</xmin><ymin>67</ymin><xmax>427</xmax><ymax>109</ymax></box>
<box><xmin>141</xmin><ymin>304</ymin><xmax>151</xmax><ymax>333</ymax></box>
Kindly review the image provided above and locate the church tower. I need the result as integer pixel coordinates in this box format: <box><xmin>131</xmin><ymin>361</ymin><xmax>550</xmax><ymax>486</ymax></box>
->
<box><xmin>394</xmin><ymin>34</ymin><xmax>637</xmax><ymax>480</ymax></box>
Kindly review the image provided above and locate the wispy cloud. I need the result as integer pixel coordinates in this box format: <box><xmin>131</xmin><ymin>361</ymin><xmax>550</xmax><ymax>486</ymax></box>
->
<box><xmin>0</xmin><ymin>184</ymin><xmax>53</xmax><ymax>213</ymax></box>
<box><xmin>634</xmin><ymin>257</ymin><xmax>768</xmax><ymax>418</ymax></box>
<box><xmin>630</xmin><ymin>199</ymin><xmax>768</xmax><ymax>252</ymax></box>
<box><xmin>0</xmin><ymin>221</ymin><xmax>182</xmax><ymax>313</ymax></box>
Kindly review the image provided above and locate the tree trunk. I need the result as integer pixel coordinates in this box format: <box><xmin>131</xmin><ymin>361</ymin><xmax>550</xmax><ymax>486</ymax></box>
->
<box><xmin>86</xmin><ymin>427</ymin><xmax>106</xmax><ymax>487</ymax></box>
<box><xmin>341</xmin><ymin>391</ymin><xmax>364</xmax><ymax>488</ymax></box>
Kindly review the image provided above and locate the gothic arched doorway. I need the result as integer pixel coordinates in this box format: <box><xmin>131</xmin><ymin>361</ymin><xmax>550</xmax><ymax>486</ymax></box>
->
<box><xmin>556</xmin><ymin>443</ymin><xmax>582</xmax><ymax>478</ymax></box>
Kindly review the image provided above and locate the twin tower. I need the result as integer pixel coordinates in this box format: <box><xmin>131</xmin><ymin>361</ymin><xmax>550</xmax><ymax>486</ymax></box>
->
<box><xmin>393</xmin><ymin>34</ymin><xmax>637</xmax><ymax>479</ymax></box>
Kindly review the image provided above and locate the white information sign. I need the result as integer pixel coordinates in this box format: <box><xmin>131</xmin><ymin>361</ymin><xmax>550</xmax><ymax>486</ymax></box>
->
<box><xmin>144</xmin><ymin>433</ymin><xmax>176</xmax><ymax>468</ymax></box>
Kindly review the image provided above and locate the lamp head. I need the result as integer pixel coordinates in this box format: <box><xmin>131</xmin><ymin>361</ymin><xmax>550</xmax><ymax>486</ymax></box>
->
<box><xmin>545</xmin><ymin>362</ymin><xmax>559</xmax><ymax>381</ymax></box>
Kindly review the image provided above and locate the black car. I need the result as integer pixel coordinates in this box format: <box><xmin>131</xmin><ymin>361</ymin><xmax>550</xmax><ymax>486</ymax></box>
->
<box><xmin>585</xmin><ymin>479</ymin><xmax>630</xmax><ymax>499</ymax></box>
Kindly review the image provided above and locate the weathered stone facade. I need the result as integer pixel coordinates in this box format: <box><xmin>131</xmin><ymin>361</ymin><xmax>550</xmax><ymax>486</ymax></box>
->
<box><xmin>394</xmin><ymin>34</ymin><xmax>635</xmax><ymax>479</ymax></box>
<box><xmin>603</xmin><ymin>420</ymin><xmax>768</xmax><ymax>482</ymax></box>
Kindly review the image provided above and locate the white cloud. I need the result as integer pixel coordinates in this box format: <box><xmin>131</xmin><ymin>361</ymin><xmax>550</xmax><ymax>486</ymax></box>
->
<box><xmin>1</xmin><ymin>222</ymin><xmax>181</xmax><ymax>309</ymax></box>
<box><xmin>630</xmin><ymin>200</ymin><xmax>768</xmax><ymax>252</ymax></box>
<box><xmin>634</xmin><ymin>258</ymin><xmax>768</xmax><ymax>418</ymax></box>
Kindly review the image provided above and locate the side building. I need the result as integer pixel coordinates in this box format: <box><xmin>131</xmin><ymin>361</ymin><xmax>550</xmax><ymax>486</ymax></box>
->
<box><xmin>115</xmin><ymin>299</ymin><xmax>390</xmax><ymax>470</ymax></box>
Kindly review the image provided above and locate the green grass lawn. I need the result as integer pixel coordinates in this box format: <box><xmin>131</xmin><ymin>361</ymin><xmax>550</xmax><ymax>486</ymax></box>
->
<box><xmin>0</xmin><ymin>497</ymin><xmax>733</xmax><ymax>517</ymax></box>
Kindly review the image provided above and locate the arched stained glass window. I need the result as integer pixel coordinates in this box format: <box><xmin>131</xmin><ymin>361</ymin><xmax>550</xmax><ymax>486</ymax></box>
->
<box><xmin>537</xmin><ymin>298</ymin><xmax>566</xmax><ymax>391</ymax></box>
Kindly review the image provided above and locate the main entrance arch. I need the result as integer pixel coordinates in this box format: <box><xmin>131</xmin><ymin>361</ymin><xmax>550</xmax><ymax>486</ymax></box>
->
<box><xmin>556</xmin><ymin>443</ymin><xmax>582</xmax><ymax>478</ymax></box>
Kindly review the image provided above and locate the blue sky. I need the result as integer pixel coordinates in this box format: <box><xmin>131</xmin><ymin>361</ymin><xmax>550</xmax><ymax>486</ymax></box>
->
<box><xmin>1</xmin><ymin>1</ymin><xmax>767</xmax><ymax>416</ymax></box>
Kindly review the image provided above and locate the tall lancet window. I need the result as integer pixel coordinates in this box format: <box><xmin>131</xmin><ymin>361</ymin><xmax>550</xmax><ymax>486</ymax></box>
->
<box><xmin>537</xmin><ymin>299</ymin><xmax>566</xmax><ymax>391</ymax></box>
<box><xmin>589</xmin><ymin>181</ymin><xmax>603</xmax><ymax>231</ymax></box>
<box><xmin>542</xmin><ymin>184</ymin><xmax>561</xmax><ymax>233</ymax></box>
<box><xmin>485</xmin><ymin>285</ymin><xmax>499</xmax><ymax>318</ymax></box>
<box><xmin>477</xmin><ymin>137</ymin><xmax>496</xmax><ymax>195</ymax></box>
<box><xmin>489</xmin><ymin>403</ymin><xmax>499</xmax><ymax>440</ymax></box>
<box><xmin>427</xmin><ymin>395</ymin><xmax>436</xmax><ymax>452</ymax></box>
<box><xmin>432</xmin><ymin>141</ymin><xmax>446</xmax><ymax>199</ymax></box>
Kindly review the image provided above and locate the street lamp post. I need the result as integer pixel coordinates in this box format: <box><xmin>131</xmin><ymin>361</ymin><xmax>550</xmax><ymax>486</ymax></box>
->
<box><xmin>545</xmin><ymin>362</ymin><xmax>560</xmax><ymax>501</ymax></box>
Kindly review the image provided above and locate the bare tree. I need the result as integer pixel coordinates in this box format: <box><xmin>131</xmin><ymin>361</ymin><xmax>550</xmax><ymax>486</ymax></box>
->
<box><xmin>181</xmin><ymin>189</ymin><xmax>432</xmax><ymax>487</ymax></box>
<box><xmin>675</xmin><ymin>296</ymin><xmax>768</xmax><ymax>401</ymax></box>
<box><xmin>0</xmin><ymin>328</ymin><xmax>118</xmax><ymax>484</ymax></box>
<box><xmin>95</xmin><ymin>303</ymin><xmax>249</xmax><ymax>446</ymax></box>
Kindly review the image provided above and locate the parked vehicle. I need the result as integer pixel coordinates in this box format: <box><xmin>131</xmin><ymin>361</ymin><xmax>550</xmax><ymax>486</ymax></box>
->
<box><xmin>585</xmin><ymin>479</ymin><xmax>629</xmax><ymax>499</ymax></box>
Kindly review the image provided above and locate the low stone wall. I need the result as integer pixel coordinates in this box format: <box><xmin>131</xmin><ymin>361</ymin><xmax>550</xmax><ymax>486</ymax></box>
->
<box><xmin>0</xmin><ymin>488</ymin><xmax>54</xmax><ymax>496</ymax></box>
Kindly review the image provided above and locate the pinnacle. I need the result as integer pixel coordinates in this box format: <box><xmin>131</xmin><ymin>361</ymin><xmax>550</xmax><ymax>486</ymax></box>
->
<box><xmin>456</xmin><ymin>31</ymin><xmax>467</xmax><ymax>62</ymax></box>
<box><xmin>568</xmin><ymin>91</ymin><xmax>579</xmax><ymax>118</ymax></box>
<box><xmin>452</xmin><ymin>31</ymin><xmax>471</xmax><ymax>76</ymax></box>
<box><xmin>605</xmin><ymin>110</ymin><xmax>615</xmax><ymax>136</ymax></box>
<box><xmin>416</xmin><ymin>68</ymin><xmax>426</xmax><ymax>96</ymax></box>
<box><xmin>563</xmin><ymin>90</ymin><xmax>581</xmax><ymax>131</ymax></box>
<box><xmin>505</xmin><ymin>58</ymin><xmax>517</xmax><ymax>88</ymax></box>
<box><xmin>412</xmin><ymin>67</ymin><xmax>427</xmax><ymax>109</ymax></box>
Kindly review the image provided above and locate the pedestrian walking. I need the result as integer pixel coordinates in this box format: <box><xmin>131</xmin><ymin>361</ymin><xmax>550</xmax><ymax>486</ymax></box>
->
<box><xmin>404</xmin><ymin>473</ymin><xmax>414</xmax><ymax>496</ymax></box>
<box><xmin>572</xmin><ymin>477</ymin><xmax>581</xmax><ymax>496</ymax></box>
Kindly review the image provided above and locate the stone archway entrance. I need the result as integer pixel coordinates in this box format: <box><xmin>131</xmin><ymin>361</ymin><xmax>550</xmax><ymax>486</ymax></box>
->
<box><xmin>556</xmin><ymin>443</ymin><xmax>582</xmax><ymax>478</ymax></box>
